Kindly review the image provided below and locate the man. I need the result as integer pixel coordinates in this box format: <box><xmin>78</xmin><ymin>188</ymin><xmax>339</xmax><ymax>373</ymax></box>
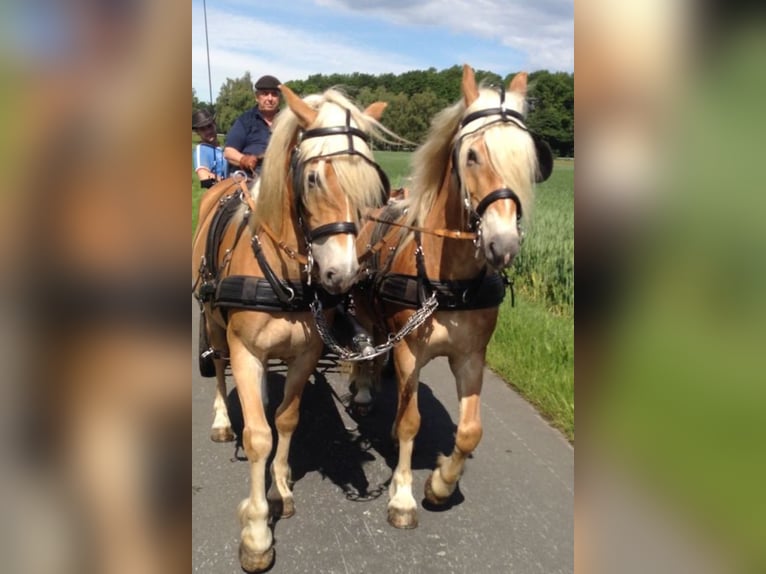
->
<box><xmin>223</xmin><ymin>74</ymin><xmax>282</xmax><ymax>176</ymax></box>
<box><xmin>192</xmin><ymin>109</ymin><xmax>228</xmax><ymax>188</ymax></box>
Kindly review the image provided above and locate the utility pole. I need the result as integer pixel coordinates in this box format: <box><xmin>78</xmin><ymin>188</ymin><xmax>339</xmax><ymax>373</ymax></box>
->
<box><xmin>203</xmin><ymin>0</ymin><xmax>213</xmax><ymax>104</ymax></box>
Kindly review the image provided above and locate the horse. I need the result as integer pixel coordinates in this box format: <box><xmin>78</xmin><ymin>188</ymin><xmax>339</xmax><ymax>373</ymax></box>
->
<box><xmin>192</xmin><ymin>85</ymin><xmax>396</xmax><ymax>572</ymax></box>
<box><xmin>346</xmin><ymin>64</ymin><xmax>553</xmax><ymax>529</ymax></box>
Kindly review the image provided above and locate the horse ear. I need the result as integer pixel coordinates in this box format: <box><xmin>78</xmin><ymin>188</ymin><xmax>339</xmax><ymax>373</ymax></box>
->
<box><xmin>462</xmin><ymin>64</ymin><xmax>479</xmax><ymax>107</ymax></box>
<box><xmin>279</xmin><ymin>84</ymin><xmax>318</xmax><ymax>127</ymax></box>
<box><xmin>509</xmin><ymin>72</ymin><xmax>528</xmax><ymax>97</ymax></box>
<box><xmin>364</xmin><ymin>101</ymin><xmax>387</xmax><ymax>121</ymax></box>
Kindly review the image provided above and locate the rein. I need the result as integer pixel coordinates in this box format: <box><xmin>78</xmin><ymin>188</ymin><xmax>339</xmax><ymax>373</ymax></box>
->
<box><xmin>359</xmin><ymin>183</ymin><xmax>524</xmax><ymax>247</ymax></box>
<box><xmin>255</xmin><ymin>221</ymin><xmax>309</xmax><ymax>266</ymax></box>
<box><xmin>362</xmin><ymin>213</ymin><xmax>477</xmax><ymax>241</ymax></box>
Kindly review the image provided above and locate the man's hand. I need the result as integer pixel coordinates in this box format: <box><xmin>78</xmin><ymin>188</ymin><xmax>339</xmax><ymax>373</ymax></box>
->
<box><xmin>239</xmin><ymin>154</ymin><xmax>259</xmax><ymax>172</ymax></box>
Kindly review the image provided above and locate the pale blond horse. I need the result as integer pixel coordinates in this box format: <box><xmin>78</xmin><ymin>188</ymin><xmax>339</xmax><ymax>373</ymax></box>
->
<box><xmin>348</xmin><ymin>65</ymin><xmax>552</xmax><ymax>529</ymax></box>
<box><xmin>192</xmin><ymin>85</ymin><xmax>395</xmax><ymax>572</ymax></box>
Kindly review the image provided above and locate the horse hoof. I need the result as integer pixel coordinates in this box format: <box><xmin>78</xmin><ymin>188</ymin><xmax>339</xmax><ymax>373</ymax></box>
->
<box><xmin>351</xmin><ymin>401</ymin><xmax>373</xmax><ymax>417</ymax></box>
<box><xmin>239</xmin><ymin>543</ymin><xmax>274</xmax><ymax>573</ymax></box>
<box><xmin>268</xmin><ymin>496</ymin><xmax>295</xmax><ymax>519</ymax></box>
<box><xmin>210</xmin><ymin>427</ymin><xmax>236</xmax><ymax>443</ymax></box>
<box><xmin>387</xmin><ymin>507</ymin><xmax>418</xmax><ymax>529</ymax></box>
<box><xmin>424</xmin><ymin>474</ymin><xmax>450</xmax><ymax>506</ymax></box>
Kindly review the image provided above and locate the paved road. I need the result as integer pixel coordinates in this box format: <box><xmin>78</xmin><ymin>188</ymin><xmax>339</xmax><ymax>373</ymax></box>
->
<box><xmin>192</xmin><ymin>305</ymin><xmax>573</xmax><ymax>573</ymax></box>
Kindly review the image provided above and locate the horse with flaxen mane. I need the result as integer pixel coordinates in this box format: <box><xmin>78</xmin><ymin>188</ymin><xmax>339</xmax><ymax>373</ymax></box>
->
<box><xmin>192</xmin><ymin>85</ymin><xmax>397</xmax><ymax>572</ymax></box>
<box><xmin>346</xmin><ymin>64</ymin><xmax>553</xmax><ymax>529</ymax></box>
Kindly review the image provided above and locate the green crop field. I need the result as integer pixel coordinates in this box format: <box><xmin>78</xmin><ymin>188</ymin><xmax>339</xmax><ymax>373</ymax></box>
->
<box><xmin>192</xmin><ymin>150</ymin><xmax>574</xmax><ymax>440</ymax></box>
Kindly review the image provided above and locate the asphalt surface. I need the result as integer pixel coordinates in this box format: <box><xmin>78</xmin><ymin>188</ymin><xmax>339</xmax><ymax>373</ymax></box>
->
<box><xmin>192</xmin><ymin>304</ymin><xmax>573</xmax><ymax>574</ymax></box>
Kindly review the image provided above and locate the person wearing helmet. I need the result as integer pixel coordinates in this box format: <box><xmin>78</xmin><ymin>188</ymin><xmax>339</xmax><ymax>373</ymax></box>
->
<box><xmin>223</xmin><ymin>74</ymin><xmax>282</xmax><ymax>176</ymax></box>
<box><xmin>192</xmin><ymin>109</ymin><xmax>228</xmax><ymax>188</ymax></box>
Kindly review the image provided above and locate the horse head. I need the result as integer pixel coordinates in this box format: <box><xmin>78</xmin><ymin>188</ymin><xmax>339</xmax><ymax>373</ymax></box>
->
<box><xmin>271</xmin><ymin>85</ymin><xmax>391</xmax><ymax>294</ymax></box>
<box><xmin>453</xmin><ymin>65</ymin><xmax>552</xmax><ymax>269</ymax></box>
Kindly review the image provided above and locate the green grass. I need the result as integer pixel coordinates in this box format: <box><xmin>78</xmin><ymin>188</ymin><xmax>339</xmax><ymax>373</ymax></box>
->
<box><xmin>191</xmin><ymin>149</ymin><xmax>574</xmax><ymax>441</ymax></box>
<box><xmin>486</xmin><ymin>296</ymin><xmax>573</xmax><ymax>436</ymax></box>
<box><xmin>373</xmin><ymin>150</ymin><xmax>413</xmax><ymax>189</ymax></box>
<box><xmin>513</xmin><ymin>161</ymin><xmax>574</xmax><ymax>312</ymax></box>
<box><xmin>487</xmin><ymin>159</ymin><xmax>574</xmax><ymax>440</ymax></box>
<box><xmin>192</xmin><ymin>175</ymin><xmax>203</xmax><ymax>236</ymax></box>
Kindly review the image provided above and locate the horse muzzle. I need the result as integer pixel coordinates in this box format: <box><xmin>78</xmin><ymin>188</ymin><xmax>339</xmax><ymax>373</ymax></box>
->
<box><xmin>319</xmin><ymin>265</ymin><xmax>360</xmax><ymax>294</ymax></box>
<box><xmin>485</xmin><ymin>232</ymin><xmax>520</xmax><ymax>269</ymax></box>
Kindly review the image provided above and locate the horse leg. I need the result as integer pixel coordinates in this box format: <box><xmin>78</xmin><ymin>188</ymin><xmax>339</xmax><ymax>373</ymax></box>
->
<box><xmin>337</xmin><ymin>302</ymin><xmax>376</xmax><ymax>415</ymax></box>
<box><xmin>348</xmin><ymin>358</ymin><xmax>376</xmax><ymax>415</ymax></box>
<box><xmin>207</xmin><ymin>318</ymin><xmax>235</xmax><ymax>442</ymax></box>
<box><xmin>267</xmin><ymin>349</ymin><xmax>321</xmax><ymax>519</ymax></box>
<box><xmin>228</xmin><ymin>338</ymin><xmax>274</xmax><ymax>573</ymax></box>
<box><xmin>387</xmin><ymin>345</ymin><xmax>421</xmax><ymax>529</ymax></box>
<box><xmin>424</xmin><ymin>351</ymin><xmax>484</xmax><ymax>505</ymax></box>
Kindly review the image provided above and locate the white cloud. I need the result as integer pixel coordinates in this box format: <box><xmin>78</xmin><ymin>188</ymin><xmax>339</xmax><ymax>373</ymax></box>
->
<box><xmin>192</xmin><ymin>5</ymin><xmax>420</xmax><ymax>101</ymax></box>
<box><xmin>316</xmin><ymin>0</ymin><xmax>573</xmax><ymax>72</ymax></box>
<box><xmin>192</xmin><ymin>0</ymin><xmax>572</xmax><ymax>102</ymax></box>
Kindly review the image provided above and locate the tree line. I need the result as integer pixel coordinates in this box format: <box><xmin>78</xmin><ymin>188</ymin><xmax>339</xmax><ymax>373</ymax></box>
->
<box><xmin>193</xmin><ymin>65</ymin><xmax>573</xmax><ymax>157</ymax></box>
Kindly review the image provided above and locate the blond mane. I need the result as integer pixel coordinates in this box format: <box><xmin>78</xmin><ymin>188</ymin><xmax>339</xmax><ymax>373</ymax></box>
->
<box><xmin>251</xmin><ymin>88</ymin><xmax>402</xmax><ymax>236</ymax></box>
<box><xmin>402</xmin><ymin>85</ymin><xmax>538</xmax><ymax>229</ymax></box>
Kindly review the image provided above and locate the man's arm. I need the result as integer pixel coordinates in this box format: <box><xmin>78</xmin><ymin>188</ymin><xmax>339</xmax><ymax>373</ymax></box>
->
<box><xmin>194</xmin><ymin>145</ymin><xmax>217</xmax><ymax>187</ymax></box>
<box><xmin>223</xmin><ymin>146</ymin><xmax>245</xmax><ymax>168</ymax></box>
<box><xmin>224</xmin><ymin>146</ymin><xmax>259</xmax><ymax>172</ymax></box>
<box><xmin>195</xmin><ymin>166</ymin><xmax>216</xmax><ymax>188</ymax></box>
<box><xmin>224</xmin><ymin>117</ymin><xmax>260</xmax><ymax>172</ymax></box>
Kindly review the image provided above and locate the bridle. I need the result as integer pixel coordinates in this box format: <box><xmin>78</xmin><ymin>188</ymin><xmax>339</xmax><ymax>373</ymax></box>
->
<box><xmin>361</xmin><ymin>90</ymin><xmax>533</xmax><ymax>261</ymax></box>
<box><xmin>452</xmin><ymin>87</ymin><xmax>529</xmax><ymax>240</ymax></box>
<box><xmin>285</xmin><ymin>108</ymin><xmax>389</xmax><ymax>280</ymax></box>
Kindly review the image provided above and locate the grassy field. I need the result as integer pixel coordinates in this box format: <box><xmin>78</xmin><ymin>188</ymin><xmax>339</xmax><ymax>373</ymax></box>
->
<box><xmin>487</xmin><ymin>162</ymin><xmax>574</xmax><ymax>439</ymax></box>
<box><xmin>192</xmin><ymin>150</ymin><xmax>574</xmax><ymax>440</ymax></box>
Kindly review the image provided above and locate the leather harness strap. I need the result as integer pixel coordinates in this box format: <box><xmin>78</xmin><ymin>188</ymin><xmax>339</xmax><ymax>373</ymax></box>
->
<box><xmin>362</xmin><ymin>213</ymin><xmax>477</xmax><ymax>241</ymax></box>
<box><xmin>250</xmin><ymin>233</ymin><xmax>300</xmax><ymax>307</ymax></box>
<box><xmin>256</xmin><ymin>222</ymin><xmax>309</xmax><ymax>266</ymax></box>
<box><xmin>214</xmin><ymin>275</ymin><xmax>343</xmax><ymax>312</ymax></box>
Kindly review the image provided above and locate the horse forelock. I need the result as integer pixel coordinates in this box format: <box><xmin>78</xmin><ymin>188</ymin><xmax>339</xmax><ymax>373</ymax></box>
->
<box><xmin>477</xmin><ymin>123</ymin><xmax>537</xmax><ymax>219</ymax></box>
<box><xmin>297</xmin><ymin>90</ymin><xmax>387</xmax><ymax>213</ymax></box>
<box><xmin>461</xmin><ymin>87</ymin><xmax>536</xmax><ymax>219</ymax></box>
<box><xmin>405</xmin><ymin>86</ymin><xmax>537</xmax><ymax>229</ymax></box>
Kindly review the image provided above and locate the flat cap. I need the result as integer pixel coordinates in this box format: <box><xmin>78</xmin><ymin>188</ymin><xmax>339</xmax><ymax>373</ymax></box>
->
<box><xmin>254</xmin><ymin>74</ymin><xmax>281</xmax><ymax>90</ymax></box>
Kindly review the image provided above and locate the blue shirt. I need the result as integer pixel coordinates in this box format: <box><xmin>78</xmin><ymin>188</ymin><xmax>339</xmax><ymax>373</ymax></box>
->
<box><xmin>224</xmin><ymin>107</ymin><xmax>272</xmax><ymax>161</ymax></box>
<box><xmin>193</xmin><ymin>143</ymin><xmax>228</xmax><ymax>181</ymax></box>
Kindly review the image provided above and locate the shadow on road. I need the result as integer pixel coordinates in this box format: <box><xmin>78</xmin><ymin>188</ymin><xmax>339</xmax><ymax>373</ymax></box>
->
<box><xmin>222</xmin><ymin>355</ymin><xmax>459</xmax><ymax>507</ymax></box>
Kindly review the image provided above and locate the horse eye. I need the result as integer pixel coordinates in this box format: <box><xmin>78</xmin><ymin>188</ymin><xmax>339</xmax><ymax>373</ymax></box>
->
<box><xmin>306</xmin><ymin>172</ymin><xmax>319</xmax><ymax>187</ymax></box>
<box><xmin>467</xmin><ymin>149</ymin><xmax>478</xmax><ymax>165</ymax></box>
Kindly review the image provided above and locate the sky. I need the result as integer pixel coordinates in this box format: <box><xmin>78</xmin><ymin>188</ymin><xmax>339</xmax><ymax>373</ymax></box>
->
<box><xmin>192</xmin><ymin>0</ymin><xmax>573</xmax><ymax>103</ymax></box>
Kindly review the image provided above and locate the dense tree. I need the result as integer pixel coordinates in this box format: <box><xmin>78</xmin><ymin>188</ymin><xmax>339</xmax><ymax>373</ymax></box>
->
<box><xmin>405</xmin><ymin>90</ymin><xmax>447</xmax><ymax>143</ymax></box>
<box><xmin>526</xmin><ymin>71</ymin><xmax>574</xmax><ymax>157</ymax></box>
<box><xmin>214</xmin><ymin>72</ymin><xmax>256</xmax><ymax>132</ymax></box>
<box><xmin>204</xmin><ymin>67</ymin><xmax>573</xmax><ymax>155</ymax></box>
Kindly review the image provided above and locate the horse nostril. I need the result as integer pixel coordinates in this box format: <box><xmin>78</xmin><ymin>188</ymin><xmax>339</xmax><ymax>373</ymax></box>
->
<box><xmin>324</xmin><ymin>268</ymin><xmax>337</xmax><ymax>283</ymax></box>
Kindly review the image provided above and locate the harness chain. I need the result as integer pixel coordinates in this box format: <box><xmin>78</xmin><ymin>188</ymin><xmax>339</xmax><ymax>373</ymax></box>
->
<box><xmin>310</xmin><ymin>291</ymin><xmax>439</xmax><ymax>362</ymax></box>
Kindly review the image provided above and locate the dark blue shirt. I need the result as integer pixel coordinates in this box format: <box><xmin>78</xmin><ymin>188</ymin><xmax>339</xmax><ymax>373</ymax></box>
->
<box><xmin>224</xmin><ymin>107</ymin><xmax>272</xmax><ymax>158</ymax></box>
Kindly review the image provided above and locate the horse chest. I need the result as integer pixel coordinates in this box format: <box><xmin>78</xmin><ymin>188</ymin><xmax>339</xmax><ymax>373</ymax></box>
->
<box><xmin>230</xmin><ymin>312</ymin><xmax>320</xmax><ymax>356</ymax></box>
